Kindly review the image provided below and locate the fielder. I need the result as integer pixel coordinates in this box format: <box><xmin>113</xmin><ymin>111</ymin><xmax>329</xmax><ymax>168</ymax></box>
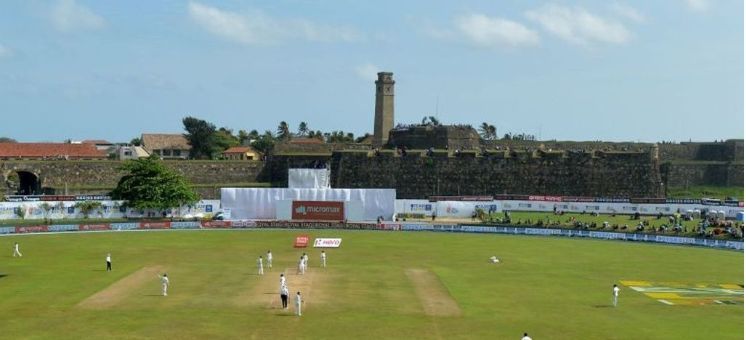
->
<box><xmin>320</xmin><ymin>250</ymin><xmax>327</xmax><ymax>268</ymax></box>
<box><xmin>160</xmin><ymin>273</ymin><xmax>170</xmax><ymax>296</ymax></box>
<box><xmin>12</xmin><ymin>242</ymin><xmax>21</xmax><ymax>257</ymax></box>
<box><xmin>303</xmin><ymin>253</ymin><xmax>309</xmax><ymax>268</ymax></box>
<box><xmin>489</xmin><ymin>256</ymin><xmax>500</xmax><ymax>264</ymax></box>
<box><xmin>295</xmin><ymin>291</ymin><xmax>303</xmax><ymax>316</ymax></box>
<box><xmin>280</xmin><ymin>273</ymin><xmax>286</xmax><ymax>287</ymax></box>
<box><xmin>521</xmin><ymin>332</ymin><xmax>532</xmax><ymax>340</ymax></box>
<box><xmin>297</xmin><ymin>256</ymin><xmax>305</xmax><ymax>275</ymax></box>
<box><xmin>106</xmin><ymin>253</ymin><xmax>112</xmax><ymax>271</ymax></box>
<box><xmin>266</xmin><ymin>250</ymin><xmax>273</xmax><ymax>270</ymax></box>
<box><xmin>612</xmin><ymin>284</ymin><xmax>620</xmax><ymax>307</ymax></box>
<box><xmin>257</xmin><ymin>256</ymin><xmax>264</xmax><ymax>275</ymax></box>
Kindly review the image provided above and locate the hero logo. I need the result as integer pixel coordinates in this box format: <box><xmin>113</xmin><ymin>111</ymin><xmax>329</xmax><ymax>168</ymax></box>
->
<box><xmin>313</xmin><ymin>238</ymin><xmax>342</xmax><ymax>248</ymax></box>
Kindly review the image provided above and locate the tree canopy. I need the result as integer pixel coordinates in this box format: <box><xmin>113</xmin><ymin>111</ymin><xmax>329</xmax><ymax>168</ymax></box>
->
<box><xmin>183</xmin><ymin>116</ymin><xmax>217</xmax><ymax>159</ymax></box>
<box><xmin>110</xmin><ymin>157</ymin><xmax>199</xmax><ymax>211</ymax></box>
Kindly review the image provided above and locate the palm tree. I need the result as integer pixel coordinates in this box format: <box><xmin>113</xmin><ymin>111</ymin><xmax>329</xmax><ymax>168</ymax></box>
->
<box><xmin>277</xmin><ymin>121</ymin><xmax>290</xmax><ymax>140</ymax></box>
<box><xmin>298</xmin><ymin>122</ymin><xmax>309</xmax><ymax>137</ymax></box>
<box><xmin>488</xmin><ymin>124</ymin><xmax>496</xmax><ymax>140</ymax></box>
<box><xmin>479</xmin><ymin>122</ymin><xmax>491</xmax><ymax>140</ymax></box>
<box><xmin>429</xmin><ymin>116</ymin><xmax>440</xmax><ymax>126</ymax></box>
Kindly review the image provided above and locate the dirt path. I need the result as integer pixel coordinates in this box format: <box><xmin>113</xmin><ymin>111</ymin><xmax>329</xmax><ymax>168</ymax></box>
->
<box><xmin>77</xmin><ymin>265</ymin><xmax>164</xmax><ymax>309</ymax></box>
<box><xmin>405</xmin><ymin>268</ymin><xmax>462</xmax><ymax>317</ymax></box>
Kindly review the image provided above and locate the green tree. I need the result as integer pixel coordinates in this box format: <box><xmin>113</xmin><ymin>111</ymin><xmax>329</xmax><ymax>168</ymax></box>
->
<box><xmin>110</xmin><ymin>157</ymin><xmax>199</xmax><ymax>211</ymax></box>
<box><xmin>479</xmin><ymin>122</ymin><xmax>497</xmax><ymax>140</ymax></box>
<box><xmin>277</xmin><ymin>121</ymin><xmax>291</xmax><ymax>140</ymax></box>
<box><xmin>74</xmin><ymin>201</ymin><xmax>102</xmax><ymax>219</ymax></box>
<box><xmin>237</xmin><ymin>129</ymin><xmax>250</xmax><ymax>145</ymax></box>
<box><xmin>298</xmin><ymin>122</ymin><xmax>309</xmax><ymax>136</ymax></box>
<box><xmin>214</xmin><ymin>127</ymin><xmax>239</xmax><ymax>154</ymax></box>
<box><xmin>0</xmin><ymin>137</ymin><xmax>17</xmax><ymax>143</ymax></box>
<box><xmin>250</xmin><ymin>130</ymin><xmax>276</xmax><ymax>156</ymax></box>
<box><xmin>130</xmin><ymin>137</ymin><xmax>142</xmax><ymax>146</ymax></box>
<box><xmin>183</xmin><ymin>116</ymin><xmax>217</xmax><ymax>159</ymax></box>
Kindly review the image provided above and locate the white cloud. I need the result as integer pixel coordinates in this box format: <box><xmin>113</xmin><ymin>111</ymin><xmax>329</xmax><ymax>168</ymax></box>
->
<box><xmin>455</xmin><ymin>14</ymin><xmax>540</xmax><ymax>48</ymax></box>
<box><xmin>51</xmin><ymin>0</ymin><xmax>105</xmax><ymax>32</ymax></box>
<box><xmin>526</xmin><ymin>4</ymin><xmax>631</xmax><ymax>45</ymax></box>
<box><xmin>0</xmin><ymin>44</ymin><xmax>11</xmax><ymax>58</ymax></box>
<box><xmin>354</xmin><ymin>63</ymin><xmax>381</xmax><ymax>81</ymax></box>
<box><xmin>611</xmin><ymin>3</ymin><xmax>645</xmax><ymax>23</ymax></box>
<box><xmin>684</xmin><ymin>0</ymin><xmax>710</xmax><ymax>12</ymax></box>
<box><xmin>187</xmin><ymin>2</ymin><xmax>361</xmax><ymax>44</ymax></box>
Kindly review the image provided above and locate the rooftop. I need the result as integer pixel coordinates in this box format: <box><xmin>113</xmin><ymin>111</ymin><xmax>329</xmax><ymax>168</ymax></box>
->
<box><xmin>0</xmin><ymin>143</ymin><xmax>107</xmax><ymax>159</ymax></box>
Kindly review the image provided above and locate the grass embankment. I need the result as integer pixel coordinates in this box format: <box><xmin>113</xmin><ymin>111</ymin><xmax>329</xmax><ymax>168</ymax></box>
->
<box><xmin>667</xmin><ymin>186</ymin><xmax>743</xmax><ymax>200</ymax></box>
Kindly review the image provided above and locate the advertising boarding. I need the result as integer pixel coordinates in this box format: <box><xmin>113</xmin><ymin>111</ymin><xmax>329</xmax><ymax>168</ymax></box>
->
<box><xmin>292</xmin><ymin>201</ymin><xmax>345</xmax><ymax>221</ymax></box>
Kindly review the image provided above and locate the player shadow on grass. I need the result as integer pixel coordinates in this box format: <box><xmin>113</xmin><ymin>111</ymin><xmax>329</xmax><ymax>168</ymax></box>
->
<box><xmin>592</xmin><ymin>304</ymin><xmax>613</xmax><ymax>308</ymax></box>
<box><xmin>0</xmin><ymin>274</ymin><xmax>7</xmax><ymax>279</ymax></box>
<box><xmin>142</xmin><ymin>294</ymin><xmax>164</xmax><ymax>297</ymax></box>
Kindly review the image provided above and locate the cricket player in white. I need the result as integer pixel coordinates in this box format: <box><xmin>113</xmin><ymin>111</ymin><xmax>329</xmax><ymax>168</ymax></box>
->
<box><xmin>303</xmin><ymin>253</ymin><xmax>309</xmax><ymax>268</ymax></box>
<box><xmin>280</xmin><ymin>273</ymin><xmax>286</xmax><ymax>287</ymax></box>
<box><xmin>12</xmin><ymin>242</ymin><xmax>21</xmax><ymax>257</ymax></box>
<box><xmin>161</xmin><ymin>274</ymin><xmax>170</xmax><ymax>296</ymax></box>
<box><xmin>320</xmin><ymin>251</ymin><xmax>327</xmax><ymax>268</ymax></box>
<box><xmin>613</xmin><ymin>284</ymin><xmax>620</xmax><ymax>307</ymax></box>
<box><xmin>298</xmin><ymin>256</ymin><xmax>305</xmax><ymax>275</ymax></box>
<box><xmin>521</xmin><ymin>332</ymin><xmax>532</xmax><ymax>340</ymax></box>
<box><xmin>257</xmin><ymin>256</ymin><xmax>264</xmax><ymax>275</ymax></box>
<box><xmin>106</xmin><ymin>253</ymin><xmax>112</xmax><ymax>271</ymax></box>
<box><xmin>295</xmin><ymin>291</ymin><xmax>303</xmax><ymax>316</ymax></box>
<box><xmin>266</xmin><ymin>250</ymin><xmax>273</xmax><ymax>270</ymax></box>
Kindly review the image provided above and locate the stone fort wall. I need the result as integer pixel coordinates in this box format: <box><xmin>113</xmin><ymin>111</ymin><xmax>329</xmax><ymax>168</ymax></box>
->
<box><xmin>1</xmin><ymin>141</ymin><xmax>741</xmax><ymax>199</ymax></box>
<box><xmin>267</xmin><ymin>150</ymin><xmax>664</xmax><ymax>199</ymax></box>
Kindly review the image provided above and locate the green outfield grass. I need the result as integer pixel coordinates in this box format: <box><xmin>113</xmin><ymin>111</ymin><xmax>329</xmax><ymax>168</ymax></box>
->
<box><xmin>0</xmin><ymin>230</ymin><xmax>742</xmax><ymax>339</ymax></box>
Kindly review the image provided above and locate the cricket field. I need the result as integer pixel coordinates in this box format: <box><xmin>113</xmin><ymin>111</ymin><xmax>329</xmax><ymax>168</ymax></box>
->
<box><xmin>0</xmin><ymin>230</ymin><xmax>742</xmax><ymax>339</ymax></box>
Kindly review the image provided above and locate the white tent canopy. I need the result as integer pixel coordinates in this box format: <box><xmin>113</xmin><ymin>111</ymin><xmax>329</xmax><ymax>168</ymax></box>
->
<box><xmin>221</xmin><ymin>188</ymin><xmax>396</xmax><ymax>221</ymax></box>
<box><xmin>288</xmin><ymin>168</ymin><xmax>331</xmax><ymax>188</ymax></box>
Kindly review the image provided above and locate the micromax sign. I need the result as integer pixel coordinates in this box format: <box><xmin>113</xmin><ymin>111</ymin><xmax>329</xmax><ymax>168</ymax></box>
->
<box><xmin>291</xmin><ymin>201</ymin><xmax>344</xmax><ymax>221</ymax></box>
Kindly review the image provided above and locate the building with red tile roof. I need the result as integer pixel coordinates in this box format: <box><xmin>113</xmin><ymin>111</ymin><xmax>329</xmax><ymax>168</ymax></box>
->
<box><xmin>0</xmin><ymin>143</ymin><xmax>107</xmax><ymax>160</ymax></box>
<box><xmin>221</xmin><ymin>146</ymin><xmax>262</xmax><ymax>160</ymax></box>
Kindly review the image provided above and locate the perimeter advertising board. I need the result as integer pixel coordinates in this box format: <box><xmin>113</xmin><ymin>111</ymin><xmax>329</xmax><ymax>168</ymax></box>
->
<box><xmin>291</xmin><ymin>201</ymin><xmax>345</xmax><ymax>221</ymax></box>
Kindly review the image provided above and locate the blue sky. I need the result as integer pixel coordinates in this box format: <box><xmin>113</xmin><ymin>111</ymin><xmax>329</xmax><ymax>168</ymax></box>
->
<box><xmin>0</xmin><ymin>0</ymin><xmax>742</xmax><ymax>142</ymax></box>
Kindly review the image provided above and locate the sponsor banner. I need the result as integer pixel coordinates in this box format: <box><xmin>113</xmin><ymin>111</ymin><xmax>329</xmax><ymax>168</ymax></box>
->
<box><xmin>313</xmin><ymin>238</ymin><xmax>342</xmax><ymax>248</ymax></box>
<box><xmin>378</xmin><ymin>222</ymin><xmax>401</xmax><ymax>230</ymax></box>
<box><xmin>15</xmin><ymin>225</ymin><xmax>48</xmax><ymax>233</ymax></box>
<box><xmin>451</xmin><ymin>225</ymin><xmax>744</xmax><ymax>251</ymax></box>
<box><xmin>3</xmin><ymin>195</ymin><xmax>111</xmax><ymax>202</ymax></box>
<box><xmin>291</xmin><ymin>201</ymin><xmax>345</xmax><ymax>221</ymax></box>
<box><xmin>562</xmin><ymin>196</ymin><xmax>595</xmax><ymax>202</ymax></box>
<box><xmin>230</xmin><ymin>220</ymin><xmax>256</xmax><ymax>228</ymax></box>
<box><xmin>254</xmin><ymin>220</ymin><xmax>376</xmax><ymax>230</ymax></box>
<box><xmin>0</xmin><ymin>226</ymin><xmax>15</xmax><ymax>234</ymax></box>
<box><xmin>430</xmin><ymin>195</ymin><xmax>493</xmax><ymax>202</ymax></box>
<box><xmin>170</xmin><ymin>221</ymin><xmax>201</xmax><ymax>229</ymax></box>
<box><xmin>78</xmin><ymin>224</ymin><xmax>111</xmax><ymax>231</ymax></box>
<box><xmin>47</xmin><ymin>224</ymin><xmax>78</xmax><ymax>232</ymax></box>
<box><xmin>294</xmin><ymin>235</ymin><xmax>310</xmax><ymax>248</ymax></box>
<box><xmin>401</xmin><ymin>224</ymin><xmax>434</xmax><ymax>231</ymax></box>
<box><xmin>138</xmin><ymin>221</ymin><xmax>171</xmax><ymax>230</ymax></box>
<box><xmin>110</xmin><ymin>222</ymin><xmax>139</xmax><ymax>230</ymax></box>
<box><xmin>200</xmin><ymin>221</ymin><xmax>232</xmax><ymax>228</ymax></box>
<box><xmin>410</xmin><ymin>203</ymin><xmax>433</xmax><ymax>212</ymax></box>
<box><xmin>529</xmin><ymin>195</ymin><xmax>562</xmax><ymax>202</ymax></box>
